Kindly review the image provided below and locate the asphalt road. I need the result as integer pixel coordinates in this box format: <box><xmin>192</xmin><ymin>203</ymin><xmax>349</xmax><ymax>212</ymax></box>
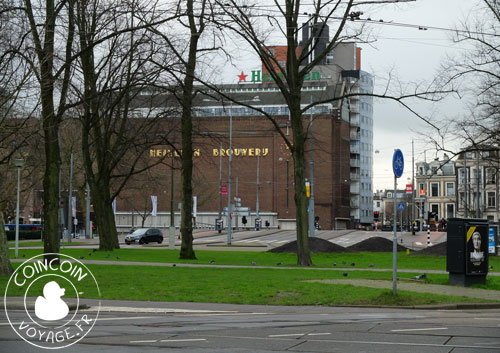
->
<box><xmin>2</xmin><ymin>301</ymin><xmax>500</xmax><ymax>352</ymax></box>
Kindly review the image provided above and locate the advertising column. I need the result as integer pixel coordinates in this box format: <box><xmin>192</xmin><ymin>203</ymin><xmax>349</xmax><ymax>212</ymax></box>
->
<box><xmin>465</xmin><ymin>223</ymin><xmax>489</xmax><ymax>275</ymax></box>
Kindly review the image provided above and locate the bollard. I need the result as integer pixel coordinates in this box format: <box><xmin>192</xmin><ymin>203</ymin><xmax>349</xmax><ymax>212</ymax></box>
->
<box><xmin>427</xmin><ymin>227</ymin><xmax>431</xmax><ymax>247</ymax></box>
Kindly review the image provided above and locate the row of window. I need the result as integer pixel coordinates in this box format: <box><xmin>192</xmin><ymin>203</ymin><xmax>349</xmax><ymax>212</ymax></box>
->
<box><xmin>458</xmin><ymin>168</ymin><xmax>497</xmax><ymax>185</ymax></box>
<box><xmin>360</xmin><ymin>102</ymin><xmax>373</xmax><ymax>113</ymax></box>
<box><xmin>192</xmin><ymin>105</ymin><xmax>331</xmax><ymax>117</ymax></box>
<box><xmin>458</xmin><ymin>192</ymin><xmax>497</xmax><ymax>208</ymax></box>
<box><xmin>361</xmin><ymin>183</ymin><xmax>372</xmax><ymax>191</ymax></box>
<box><xmin>429</xmin><ymin>203</ymin><xmax>456</xmax><ymax>219</ymax></box>
<box><xmin>419</xmin><ymin>182</ymin><xmax>455</xmax><ymax>197</ymax></box>
<box><xmin>361</xmin><ymin>115</ymin><xmax>373</xmax><ymax>126</ymax></box>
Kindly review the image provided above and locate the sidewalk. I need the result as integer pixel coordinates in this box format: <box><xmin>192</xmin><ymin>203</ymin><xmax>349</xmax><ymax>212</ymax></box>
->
<box><xmin>307</xmin><ymin>278</ymin><xmax>500</xmax><ymax>302</ymax></box>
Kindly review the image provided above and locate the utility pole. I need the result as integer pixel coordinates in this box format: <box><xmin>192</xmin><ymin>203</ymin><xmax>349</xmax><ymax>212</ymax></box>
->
<box><xmin>412</xmin><ymin>140</ymin><xmax>415</xmax><ymax>230</ymax></box>
<box><xmin>169</xmin><ymin>153</ymin><xmax>175</xmax><ymax>248</ymax></box>
<box><xmin>464</xmin><ymin>151</ymin><xmax>468</xmax><ymax>218</ymax></box>
<box><xmin>256</xmin><ymin>154</ymin><xmax>260</xmax><ymax>219</ymax></box>
<box><xmin>227</xmin><ymin>102</ymin><xmax>233</xmax><ymax>245</ymax></box>
<box><xmin>308</xmin><ymin>96</ymin><xmax>315</xmax><ymax>237</ymax></box>
<box><xmin>476</xmin><ymin>150</ymin><xmax>481</xmax><ymax>218</ymax></box>
<box><xmin>218</xmin><ymin>142</ymin><xmax>222</xmax><ymax>233</ymax></box>
<box><xmin>67</xmin><ymin>152</ymin><xmax>73</xmax><ymax>243</ymax></box>
<box><xmin>85</xmin><ymin>182</ymin><xmax>91</xmax><ymax>239</ymax></box>
<box><xmin>235</xmin><ymin>176</ymin><xmax>239</xmax><ymax>230</ymax></box>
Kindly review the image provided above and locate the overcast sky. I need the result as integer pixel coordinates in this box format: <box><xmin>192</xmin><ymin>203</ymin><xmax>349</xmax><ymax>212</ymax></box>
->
<box><xmin>213</xmin><ymin>0</ymin><xmax>481</xmax><ymax>191</ymax></box>
<box><xmin>360</xmin><ymin>0</ymin><xmax>478</xmax><ymax>190</ymax></box>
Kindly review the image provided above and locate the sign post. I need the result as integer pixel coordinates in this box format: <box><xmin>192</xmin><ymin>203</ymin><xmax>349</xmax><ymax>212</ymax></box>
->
<box><xmin>392</xmin><ymin>149</ymin><xmax>404</xmax><ymax>297</ymax></box>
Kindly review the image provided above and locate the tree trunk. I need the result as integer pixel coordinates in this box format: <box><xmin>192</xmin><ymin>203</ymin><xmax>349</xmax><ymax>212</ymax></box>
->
<box><xmin>290</xmin><ymin>106</ymin><xmax>312</xmax><ymax>266</ymax></box>
<box><xmin>179</xmin><ymin>94</ymin><xmax>196</xmax><ymax>258</ymax></box>
<box><xmin>41</xmin><ymin>94</ymin><xmax>61</xmax><ymax>263</ymax></box>
<box><xmin>0</xmin><ymin>213</ymin><xmax>13</xmax><ymax>276</ymax></box>
<box><xmin>179</xmin><ymin>0</ymin><xmax>200</xmax><ymax>260</ymax></box>
<box><xmin>91</xmin><ymin>178</ymin><xmax>119</xmax><ymax>251</ymax></box>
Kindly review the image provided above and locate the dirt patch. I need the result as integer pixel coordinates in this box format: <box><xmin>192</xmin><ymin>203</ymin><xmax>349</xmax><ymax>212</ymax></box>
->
<box><xmin>412</xmin><ymin>241</ymin><xmax>447</xmax><ymax>256</ymax></box>
<box><xmin>268</xmin><ymin>237</ymin><xmax>347</xmax><ymax>253</ymax></box>
<box><xmin>346</xmin><ymin>237</ymin><xmax>408</xmax><ymax>252</ymax></box>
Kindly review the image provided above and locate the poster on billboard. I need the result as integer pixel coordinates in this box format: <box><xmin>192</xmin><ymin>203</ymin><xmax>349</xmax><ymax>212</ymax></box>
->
<box><xmin>489</xmin><ymin>225</ymin><xmax>498</xmax><ymax>255</ymax></box>
<box><xmin>466</xmin><ymin>224</ymin><xmax>489</xmax><ymax>275</ymax></box>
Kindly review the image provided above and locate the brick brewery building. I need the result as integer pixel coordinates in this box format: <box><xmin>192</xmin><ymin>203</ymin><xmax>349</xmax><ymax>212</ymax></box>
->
<box><xmin>116</xmin><ymin>39</ymin><xmax>375</xmax><ymax>230</ymax></box>
<box><xmin>142</xmin><ymin>82</ymin><xmax>352</xmax><ymax>231</ymax></box>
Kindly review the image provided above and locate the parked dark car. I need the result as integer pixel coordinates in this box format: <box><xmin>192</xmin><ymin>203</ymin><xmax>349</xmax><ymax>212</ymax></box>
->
<box><xmin>125</xmin><ymin>228</ymin><xmax>163</xmax><ymax>245</ymax></box>
<box><xmin>381</xmin><ymin>224</ymin><xmax>393</xmax><ymax>232</ymax></box>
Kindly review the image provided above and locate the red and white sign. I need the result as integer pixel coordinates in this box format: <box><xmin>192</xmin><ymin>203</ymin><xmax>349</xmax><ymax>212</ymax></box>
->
<box><xmin>221</xmin><ymin>185</ymin><xmax>228</xmax><ymax>195</ymax></box>
<box><xmin>419</xmin><ymin>189</ymin><xmax>426</xmax><ymax>196</ymax></box>
<box><xmin>406</xmin><ymin>184</ymin><xmax>413</xmax><ymax>194</ymax></box>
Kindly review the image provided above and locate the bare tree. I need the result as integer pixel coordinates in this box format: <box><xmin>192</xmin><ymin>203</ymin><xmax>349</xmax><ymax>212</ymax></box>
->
<box><xmin>433</xmin><ymin>0</ymin><xmax>499</xmax><ymax>152</ymax></box>
<box><xmin>73</xmin><ymin>0</ymin><xmax>179</xmax><ymax>250</ymax></box>
<box><xmin>211</xmin><ymin>0</ymin><xmax>422</xmax><ymax>265</ymax></box>
<box><xmin>16</xmin><ymin>0</ymin><xmax>77</xmax><ymax>262</ymax></box>
<box><xmin>0</xmin><ymin>0</ymin><xmax>41</xmax><ymax>273</ymax></box>
<box><xmin>149</xmin><ymin>0</ymin><xmax>218</xmax><ymax>259</ymax></box>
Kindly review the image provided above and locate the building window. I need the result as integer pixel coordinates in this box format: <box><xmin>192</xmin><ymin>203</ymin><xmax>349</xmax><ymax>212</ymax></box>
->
<box><xmin>446</xmin><ymin>182</ymin><xmax>455</xmax><ymax>197</ymax></box>
<box><xmin>267</xmin><ymin>48</ymin><xmax>275</xmax><ymax>56</ymax></box>
<box><xmin>431</xmin><ymin>204</ymin><xmax>439</xmax><ymax>218</ymax></box>
<box><xmin>488</xmin><ymin>192</ymin><xmax>496</xmax><ymax>208</ymax></box>
<box><xmin>419</xmin><ymin>183</ymin><xmax>425</xmax><ymax>191</ymax></box>
<box><xmin>446</xmin><ymin>204</ymin><xmax>454</xmax><ymax>219</ymax></box>
<box><xmin>431</xmin><ymin>182</ymin><xmax>439</xmax><ymax>197</ymax></box>
<box><xmin>376</xmin><ymin>201</ymin><xmax>380</xmax><ymax>207</ymax></box>
<box><xmin>278</xmin><ymin>60</ymin><xmax>285</xmax><ymax>68</ymax></box>
<box><xmin>387</xmin><ymin>192</ymin><xmax>392</xmax><ymax>198</ymax></box>
<box><xmin>487</xmin><ymin>168</ymin><xmax>496</xmax><ymax>185</ymax></box>
<box><xmin>473</xmin><ymin>168</ymin><xmax>482</xmax><ymax>183</ymax></box>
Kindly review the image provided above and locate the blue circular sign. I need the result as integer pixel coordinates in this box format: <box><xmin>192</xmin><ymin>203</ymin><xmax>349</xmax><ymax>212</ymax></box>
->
<box><xmin>392</xmin><ymin>149</ymin><xmax>404</xmax><ymax>178</ymax></box>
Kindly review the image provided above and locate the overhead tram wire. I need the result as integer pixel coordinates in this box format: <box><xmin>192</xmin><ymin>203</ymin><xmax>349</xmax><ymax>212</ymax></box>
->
<box><xmin>21</xmin><ymin>3</ymin><xmax>497</xmax><ymax>38</ymax></box>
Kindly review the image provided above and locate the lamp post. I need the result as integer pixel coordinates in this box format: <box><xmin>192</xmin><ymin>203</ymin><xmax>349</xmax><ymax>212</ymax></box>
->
<box><xmin>13</xmin><ymin>158</ymin><xmax>25</xmax><ymax>259</ymax></box>
<box><xmin>308</xmin><ymin>96</ymin><xmax>315</xmax><ymax>237</ymax></box>
<box><xmin>204</xmin><ymin>96</ymin><xmax>259</xmax><ymax>244</ymax></box>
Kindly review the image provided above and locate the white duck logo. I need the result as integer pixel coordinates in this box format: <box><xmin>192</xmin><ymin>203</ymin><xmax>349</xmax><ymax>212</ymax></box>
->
<box><xmin>34</xmin><ymin>281</ymin><xmax>69</xmax><ymax>321</ymax></box>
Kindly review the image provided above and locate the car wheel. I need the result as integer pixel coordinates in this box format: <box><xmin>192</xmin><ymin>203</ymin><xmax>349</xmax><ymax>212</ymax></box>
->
<box><xmin>139</xmin><ymin>239</ymin><xmax>144</xmax><ymax>245</ymax></box>
<box><xmin>158</xmin><ymin>239</ymin><xmax>163</xmax><ymax>244</ymax></box>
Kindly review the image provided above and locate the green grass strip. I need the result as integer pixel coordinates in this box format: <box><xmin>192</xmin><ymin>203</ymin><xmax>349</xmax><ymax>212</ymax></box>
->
<box><xmin>1</xmin><ymin>264</ymin><xmax>496</xmax><ymax>307</ymax></box>
<box><xmin>9</xmin><ymin>247</ymin><xmax>500</xmax><ymax>273</ymax></box>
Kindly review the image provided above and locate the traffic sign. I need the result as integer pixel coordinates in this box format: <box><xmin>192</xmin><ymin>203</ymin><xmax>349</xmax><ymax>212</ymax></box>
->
<box><xmin>406</xmin><ymin>184</ymin><xmax>413</xmax><ymax>194</ymax></box>
<box><xmin>223</xmin><ymin>206</ymin><xmax>250</xmax><ymax>216</ymax></box>
<box><xmin>392</xmin><ymin>149</ymin><xmax>404</xmax><ymax>178</ymax></box>
<box><xmin>221</xmin><ymin>185</ymin><xmax>227</xmax><ymax>195</ymax></box>
<box><xmin>420</xmin><ymin>189</ymin><xmax>426</xmax><ymax>196</ymax></box>
<box><xmin>397</xmin><ymin>203</ymin><xmax>405</xmax><ymax>211</ymax></box>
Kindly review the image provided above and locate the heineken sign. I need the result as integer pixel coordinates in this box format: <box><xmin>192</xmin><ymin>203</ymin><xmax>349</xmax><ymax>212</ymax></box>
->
<box><xmin>238</xmin><ymin>70</ymin><xmax>321</xmax><ymax>83</ymax></box>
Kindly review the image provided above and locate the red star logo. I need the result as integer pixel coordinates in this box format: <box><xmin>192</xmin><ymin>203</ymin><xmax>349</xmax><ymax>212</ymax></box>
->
<box><xmin>237</xmin><ymin>71</ymin><xmax>247</xmax><ymax>82</ymax></box>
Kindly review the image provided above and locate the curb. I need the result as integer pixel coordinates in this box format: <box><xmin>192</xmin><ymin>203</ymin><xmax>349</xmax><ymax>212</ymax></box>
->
<box><xmin>6</xmin><ymin>301</ymin><xmax>88</xmax><ymax>311</ymax></box>
<box><xmin>334</xmin><ymin>303</ymin><xmax>500</xmax><ymax>310</ymax></box>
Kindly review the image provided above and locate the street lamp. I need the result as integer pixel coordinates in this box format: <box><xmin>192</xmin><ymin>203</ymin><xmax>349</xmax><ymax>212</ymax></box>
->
<box><xmin>205</xmin><ymin>96</ymin><xmax>259</xmax><ymax>244</ymax></box>
<box><xmin>13</xmin><ymin>158</ymin><xmax>25</xmax><ymax>259</ymax></box>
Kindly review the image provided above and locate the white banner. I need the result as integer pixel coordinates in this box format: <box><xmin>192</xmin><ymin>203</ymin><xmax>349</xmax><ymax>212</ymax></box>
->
<box><xmin>112</xmin><ymin>198</ymin><xmax>116</xmax><ymax>215</ymax></box>
<box><xmin>193</xmin><ymin>196</ymin><xmax>197</xmax><ymax>218</ymax></box>
<box><xmin>72</xmin><ymin>197</ymin><xmax>77</xmax><ymax>217</ymax></box>
<box><xmin>151</xmin><ymin>195</ymin><xmax>157</xmax><ymax>216</ymax></box>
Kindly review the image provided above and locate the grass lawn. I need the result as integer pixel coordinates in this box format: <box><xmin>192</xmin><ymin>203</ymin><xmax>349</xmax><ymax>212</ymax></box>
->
<box><xmin>8</xmin><ymin>241</ymin><xmax>89</xmax><ymax>247</ymax></box>
<box><xmin>9</xmin><ymin>247</ymin><xmax>500</xmax><ymax>273</ymax></box>
<box><xmin>1</xmin><ymin>264</ymin><xmax>497</xmax><ymax>307</ymax></box>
